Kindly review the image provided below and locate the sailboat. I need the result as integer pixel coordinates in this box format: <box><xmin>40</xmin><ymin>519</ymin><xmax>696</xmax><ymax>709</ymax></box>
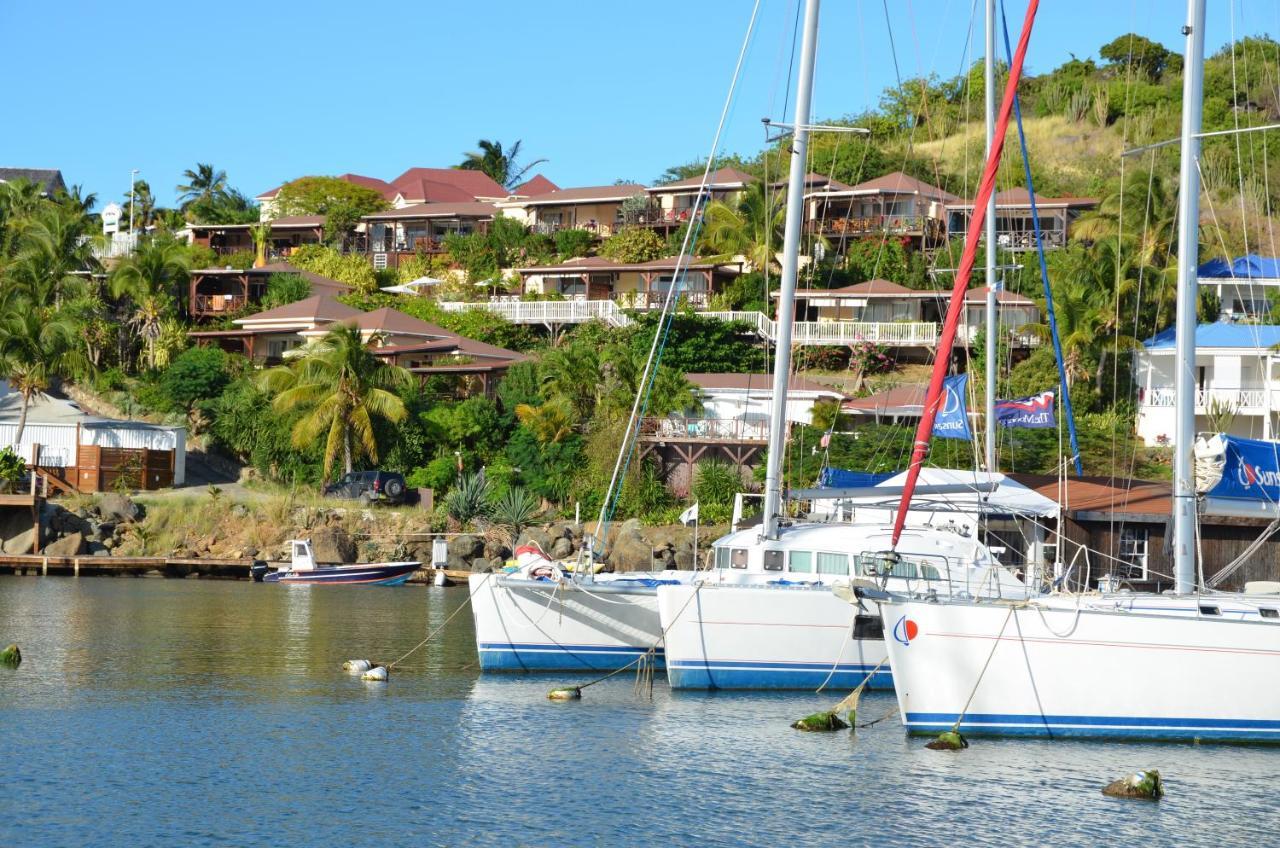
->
<box><xmin>655</xmin><ymin>0</ymin><xmax>1033</xmax><ymax>691</ymax></box>
<box><xmin>861</xmin><ymin>0</ymin><xmax>1280</xmax><ymax>742</ymax></box>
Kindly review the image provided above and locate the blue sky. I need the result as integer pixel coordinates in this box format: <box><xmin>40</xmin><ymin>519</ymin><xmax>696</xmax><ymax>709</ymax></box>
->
<box><xmin>2</xmin><ymin>0</ymin><xmax>1276</xmax><ymax>208</ymax></box>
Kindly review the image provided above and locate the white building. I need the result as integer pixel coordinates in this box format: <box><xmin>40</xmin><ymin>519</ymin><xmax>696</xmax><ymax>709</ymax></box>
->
<box><xmin>1198</xmin><ymin>254</ymin><xmax>1280</xmax><ymax>321</ymax></box>
<box><xmin>1134</xmin><ymin>323</ymin><xmax>1280</xmax><ymax>445</ymax></box>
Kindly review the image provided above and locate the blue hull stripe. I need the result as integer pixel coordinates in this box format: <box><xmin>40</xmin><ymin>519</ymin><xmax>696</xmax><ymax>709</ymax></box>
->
<box><xmin>478</xmin><ymin>642</ymin><xmax>665</xmax><ymax>673</ymax></box>
<box><xmin>904</xmin><ymin>712</ymin><xmax>1280</xmax><ymax>741</ymax></box>
<box><xmin>667</xmin><ymin>661</ymin><xmax>894</xmax><ymax>691</ymax></box>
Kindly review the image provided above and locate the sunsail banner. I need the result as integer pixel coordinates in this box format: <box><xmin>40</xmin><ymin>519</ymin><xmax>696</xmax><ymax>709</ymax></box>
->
<box><xmin>1205</xmin><ymin>435</ymin><xmax>1280</xmax><ymax>503</ymax></box>
<box><xmin>932</xmin><ymin>374</ymin><xmax>972</xmax><ymax>440</ymax></box>
<box><xmin>994</xmin><ymin>392</ymin><xmax>1055</xmax><ymax>428</ymax></box>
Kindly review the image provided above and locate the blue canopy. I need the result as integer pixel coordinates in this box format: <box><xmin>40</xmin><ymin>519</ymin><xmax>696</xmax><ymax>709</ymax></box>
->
<box><xmin>817</xmin><ymin>468</ymin><xmax>896</xmax><ymax>488</ymax></box>
<box><xmin>1198</xmin><ymin>255</ymin><xmax>1280</xmax><ymax>280</ymax></box>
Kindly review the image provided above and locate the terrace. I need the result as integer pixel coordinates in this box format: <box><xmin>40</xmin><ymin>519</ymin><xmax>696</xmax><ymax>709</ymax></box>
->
<box><xmin>362</xmin><ymin>202</ymin><xmax>496</xmax><ymax>270</ymax></box>
<box><xmin>944</xmin><ymin>188</ymin><xmax>1097</xmax><ymax>252</ymax></box>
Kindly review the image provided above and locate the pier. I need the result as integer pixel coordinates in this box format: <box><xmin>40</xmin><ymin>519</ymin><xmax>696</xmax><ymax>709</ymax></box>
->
<box><xmin>0</xmin><ymin>553</ymin><xmax>255</xmax><ymax>579</ymax></box>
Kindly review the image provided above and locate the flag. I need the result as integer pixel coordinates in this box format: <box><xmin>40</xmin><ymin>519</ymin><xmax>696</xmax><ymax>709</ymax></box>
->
<box><xmin>995</xmin><ymin>392</ymin><xmax>1055</xmax><ymax>428</ymax></box>
<box><xmin>932</xmin><ymin>374</ymin><xmax>972</xmax><ymax>440</ymax></box>
<box><xmin>679</xmin><ymin>502</ymin><xmax>700</xmax><ymax>526</ymax></box>
<box><xmin>819</xmin><ymin>431</ymin><xmax>831</xmax><ymax>449</ymax></box>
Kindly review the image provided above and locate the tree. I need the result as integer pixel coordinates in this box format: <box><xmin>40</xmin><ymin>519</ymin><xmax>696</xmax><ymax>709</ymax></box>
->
<box><xmin>272</xmin><ymin>177</ymin><xmax>389</xmax><ymax>245</ymax></box>
<box><xmin>515</xmin><ymin>398</ymin><xmax>576</xmax><ymax>444</ymax></box>
<box><xmin>288</xmin><ymin>244</ymin><xmax>378</xmax><ymax>293</ymax></box>
<box><xmin>108</xmin><ymin>236</ymin><xmax>191</xmax><ymax>370</ymax></box>
<box><xmin>262</xmin><ymin>273</ymin><xmax>311</xmax><ymax>309</ymax></box>
<box><xmin>0</xmin><ymin>309</ymin><xmax>85</xmax><ymax>445</ymax></box>
<box><xmin>259</xmin><ymin>324</ymin><xmax>412</xmax><ymax>480</ymax></box>
<box><xmin>161</xmin><ymin>346</ymin><xmax>232</xmax><ymax>413</ymax></box>
<box><xmin>701</xmin><ymin>181</ymin><xmax>786</xmax><ymax>271</ymax></box>
<box><xmin>457</xmin><ymin>139</ymin><xmax>547</xmax><ymax>191</ymax></box>
<box><xmin>1098</xmin><ymin>34</ymin><xmax>1174</xmax><ymax>82</ymax></box>
<box><xmin>122</xmin><ymin>179</ymin><xmax>157</xmax><ymax>232</ymax></box>
<box><xmin>4</xmin><ymin>202</ymin><xmax>96</xmax><ymax>307</ymax></box>
<box><xmin>176</xmin><ymin>163</ymin><xmax>229</xmax><ymax>211</ymax></box>
<box><xmin>187</xmin><ymin>188</ymin><xmax>259</xmax><ymax>225</ymax></box>
<box><xmin>598</xmin><ymin>226</ymin><xmax>664</xmax><ymax>263</ymax></box>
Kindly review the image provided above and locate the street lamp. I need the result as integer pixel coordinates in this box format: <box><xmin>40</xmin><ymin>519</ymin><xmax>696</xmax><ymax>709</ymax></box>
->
<box><xmin>128</xmin><ymin>169</ymin><xmax>140</xmax><ymax>246</ymax></box>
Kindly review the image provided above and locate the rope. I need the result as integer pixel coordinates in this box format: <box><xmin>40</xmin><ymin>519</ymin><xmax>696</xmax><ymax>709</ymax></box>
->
<box><xmin>385</xmin><ymin>573</ymin><xmax>490</xmax><ymax>670</ymax></box>
<box><xmin>948</xmin><ymin>603</ymin><xmax>1016</xmax><ymax>734</ymax></box>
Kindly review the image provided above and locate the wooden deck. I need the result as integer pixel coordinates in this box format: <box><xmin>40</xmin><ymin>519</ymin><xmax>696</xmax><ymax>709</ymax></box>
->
<box><xmin>0</xmin><ymin>554</ymin><xmax>256</xmax><ymax>578</ymax></box>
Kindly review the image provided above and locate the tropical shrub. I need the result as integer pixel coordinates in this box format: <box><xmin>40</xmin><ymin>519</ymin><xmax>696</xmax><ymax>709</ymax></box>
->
<box><xmin>554</xmin><ymin>228</ymin><xmax>594</xmax><ymax>259</ymax></box>
<box><xmin>445</xmin><ymin>471</ymin><xmax>493</xmax><ymax>525</ymax></box>
<box><xmin>491</xmin><ymin>487</ymin><xmax>541</xmax><ymax>542</ymax></box>
<box><xmin>692</xmin><ymin>459</ymin><xmax>740</xmax><ymax>508</ymax></box>
<box><xmin>161</xmin><ymin>346</ymin><xmax>232</xmax><ymax>413</ymax></box>
<box><xmin>262</xmin><ymin>273</ymin><xmax>311</xmax><ymax>309</ymax></box>
<box><xmin>289</xmin><ymin>244</ymin><xmax>378</xmax><ymax>293</ymax></box>
<box><xmin>599</xmin><ymin>226</ymin><xmax>664</xmax><ymax>263</ymax></box>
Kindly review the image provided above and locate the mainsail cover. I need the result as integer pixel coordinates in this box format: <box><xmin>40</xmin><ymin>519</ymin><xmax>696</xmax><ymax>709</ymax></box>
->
<box><xmin>1198</xmin><ymin>434</ymin><xmax>1280</xmax><ymax>504</ymax></box>
<box><xmin>890</xmin><ymin>0</ymin><xmax>1043</xmax><ymax>547</ymax></box>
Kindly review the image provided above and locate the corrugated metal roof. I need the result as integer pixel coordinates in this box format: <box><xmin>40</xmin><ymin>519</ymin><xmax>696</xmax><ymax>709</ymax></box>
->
<box><xmin>1144</xmin><ymin>323</ymin><xmax>1280</xmax><ymax>350</ymax></box>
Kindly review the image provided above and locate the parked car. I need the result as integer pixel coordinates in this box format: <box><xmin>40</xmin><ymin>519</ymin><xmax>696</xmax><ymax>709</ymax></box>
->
<box><xmin>323</xmin><ymin>470</ymin><xmax>408</xmax><ymax>505</ymax></box>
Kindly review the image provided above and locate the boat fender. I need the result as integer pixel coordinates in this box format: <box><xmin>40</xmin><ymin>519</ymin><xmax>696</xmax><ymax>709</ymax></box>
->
<box><xmin>361</xmin><ymin>665</ymin><xmax>388</xmax><ymax>682</ymax></box>
<box><xmin>343</xmin><ymin>659</ymin><xmax>372</xmax><ymax>674</ymax></box>
<box><xmin>1102</xmin><ymin>770</ymin><xmax>1164</xmax><ymax>801</ymax></box>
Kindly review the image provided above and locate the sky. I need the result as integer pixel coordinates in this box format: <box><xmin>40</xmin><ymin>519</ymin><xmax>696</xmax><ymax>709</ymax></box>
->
<box><xmin>3</xmin><ymin>0</ymin><xmax>1277</xmax><ymax>209</ymax></box>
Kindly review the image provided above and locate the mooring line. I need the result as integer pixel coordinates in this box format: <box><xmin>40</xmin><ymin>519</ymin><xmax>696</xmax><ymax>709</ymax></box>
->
<box><xmin>385</xmin><ymin>572</ymin><xmax>491</xmax><ymax>671</ymax></box>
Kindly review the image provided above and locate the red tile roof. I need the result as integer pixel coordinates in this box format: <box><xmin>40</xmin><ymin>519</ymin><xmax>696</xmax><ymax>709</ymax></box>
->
<box><xmin>964</xmin><ymin>285</ymin><xmax>1037</xmax><ymax>305</ymax></box>
<box><xmin>946</xmin><ymin>187</ymin><xmax>1098</xmax><ymax>208</ymax></box>
<box><xmin>510</xmin><ymin>174</ymin><xmax>559</xmax><ymax>196</ymax></box>
<box><xmin>845</xmin><ymin>171</ymin><xmax>956</xmax><ymax>201</ymax></box>
<box><xmin>1010</xmin><ymin>474</ymin><xmax>1172</xmax><ymax>517</ymax></box>
<box><xmin>842</xmin><ymin>383</ymin><xmax>927</xmax><ymax>415</ymax></box>
<box><xmin>390</xmin><ymin>168</ymin><xmax>508</xmax><ymax>203</ymax></box>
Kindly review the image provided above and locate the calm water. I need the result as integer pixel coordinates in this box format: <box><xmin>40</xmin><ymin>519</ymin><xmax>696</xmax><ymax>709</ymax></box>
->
<box><xmin>1</xmin><ymin>576</ymin><xmax>1277</xmax><ymax>847</ymax></box>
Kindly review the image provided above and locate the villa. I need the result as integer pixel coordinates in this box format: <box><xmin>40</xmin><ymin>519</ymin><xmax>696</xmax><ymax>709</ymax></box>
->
<box><xmin>362</xmin><ymin>202</ymin><xmax>498</xmax><ymax>270</ymax></box>
<box><xmin>185</xmin><ymin>261</ymin><xmax>350</xmax><ymax>321</ymax></box>
<box><xmin>499</xmin><ymin>184</ymin><xmax>647</xmax><ymax>237</ymax></box>
<box><xmin>515</xmin><ymin>255</ymin><xmax>741</xmax><ymax>309</ymax></box>
<box><xmin>805</xmin><ymin>171</ymin><xmax>953</xmax><ymax>249</ymax></box>
<box><xmin>945</xmin><ymin>188</ymin><xmax>1097</xmax><ymax>251</ymax></box>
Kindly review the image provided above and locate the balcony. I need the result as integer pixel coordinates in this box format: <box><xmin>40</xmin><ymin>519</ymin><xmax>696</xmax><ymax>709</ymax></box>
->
<box><xmin>1142</xmin><ymin>386</ymin><xmax>1275</xmax><ymax>412</ymax></box>
<box><xmin>436</xmin><ymin>298</ymin><xmax>633</xmax><ymax>328</ymax></box>
<box><xmin>191</xmin><ymin>293</ymin><xmax>249</xmax><ymax>317</ymax></box>
<box><xmin>809</xmin><ymin>215</ymin><xmax>942</xmax><ymax>238</ymax></box>
<box><xmin>639</xmin><ymin>417</ymin><xmax>769</xmax><ymax>443</ymax></box>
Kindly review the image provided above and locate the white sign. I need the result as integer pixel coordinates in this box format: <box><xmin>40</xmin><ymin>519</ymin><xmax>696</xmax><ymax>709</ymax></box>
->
<box><xmin>101</xmin><ymin>202</ymin><xmax>122</xmax><ymax>234</ymax></box>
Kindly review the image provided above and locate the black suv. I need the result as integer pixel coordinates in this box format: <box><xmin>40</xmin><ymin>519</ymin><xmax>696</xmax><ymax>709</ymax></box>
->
<box><xmin>324</xmin><ymin>470</ymin><xmax>408</xmax><ymax>505</ymax></box>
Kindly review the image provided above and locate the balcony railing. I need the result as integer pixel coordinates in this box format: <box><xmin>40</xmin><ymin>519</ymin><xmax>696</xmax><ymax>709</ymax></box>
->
<box><xmin>192</xmin><ymin>293</ymin><xmax>248</xmax><ymax>315</ymax></box>
<box><xmin>640</xmin><ymin>417</ymin><xmax>769</xmax><ymax>442</ymax></box>
<box><xmin>531</xmin><ymin>221</ymin><xmax>618</xmax><ymax>237</ymax></box>
<box><xmin>810</xmin><ymin>215</ymin><xmax>935</xmax><ymax>237</ymax></box>
<box><xmin>437</xmin><ymin>298</ymin><xmax>633</xmax><ymax>327</ymax></box>
<box><xmin>1142</xmin><ymin>386</ymin><xmax>1272</xmax><ymax>411</ymax></box>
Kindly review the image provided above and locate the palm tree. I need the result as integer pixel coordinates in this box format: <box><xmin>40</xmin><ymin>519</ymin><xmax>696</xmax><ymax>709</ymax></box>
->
<box><xmin>123</xmin><ymin>180</ymin><xmax>157</xmax><ymax>232</ymax></box>
<box><xmin>175</xmin><ymin>163</ymin><xmax>229</xmax><ymax>210</ymax></box>
<box><xmin>4</xmin><ymin>202</ymin><xmax>96</xmax><ymax>308</ymax></box>
<box><xmin>515</xmin><ymin>399</ymin><xmax>576</xmax><ymax>444</ymax></box>
<box><xmin>539</xmin><ymin>339</ymin><xmax>602</xmax><ymax>420</ymax></box>
<box><xmin>701</xmin><ymin>181</ymin><xmax>787</xmax><ymax>271</ymax></box>
<box><xmin>259</xmin><ymin>325</ymin><xmax>412</xmax><ymax>480</ymax></box>
<box><xmin>109</xmin><ymin>237</ymin><xmax>190</xmax><ymax>369</ymax></box>
<box><xmin>457</xmin><ymin>139</ymin><xmax>547</xmax><ymax>191</ymax></box>
<box><xmin>57</xmin><ymin>184</ymin><xmax>97</xmax><ymax>215</ymax></box>
<box><xmin>0</xmin><ymin>308</ymin><xmax>86</xmax><ymax>445</ymax></box>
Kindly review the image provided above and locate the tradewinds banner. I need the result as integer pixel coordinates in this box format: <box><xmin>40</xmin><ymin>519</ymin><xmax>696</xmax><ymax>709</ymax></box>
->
<box><xmin>994</xmin><ymin>391</ymin><xmax>1055</xmax><ymax>428</ymax></box>
<box><xmin>1205</xmin><ymin>435</ymin><xmax>1280</xmax><ymax>503</ymax></box>
<box><xmin>932</xmin><ymin>374</ymin><xmax>972</xmax><ymax>440</ymax></box>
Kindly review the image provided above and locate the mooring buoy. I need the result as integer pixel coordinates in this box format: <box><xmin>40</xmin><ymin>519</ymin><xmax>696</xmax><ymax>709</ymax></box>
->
<box><xmin>0</xmin><ymin>644</ymin><xmax>20</xmax><ymax>668</ymax></box>
<box><xmin>1102</xmin><ymin>770</ymin><xmax>1164</xmax><ymax>800</ymax></box>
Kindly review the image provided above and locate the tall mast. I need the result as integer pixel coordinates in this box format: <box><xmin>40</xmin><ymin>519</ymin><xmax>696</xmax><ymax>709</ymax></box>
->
<box><xmin>983</xmin><ymin>0</ymin><xmax>998</xmax><ymax>472</ymax></box>
<box><xmin>1173</xmin><ymin>0</ymin><xmax>1206</xmax><ymax>594</ymax></box>
<box><xmin>762</xmin><ymin>0</ymin><xmax>820</xmax><ymax>540</ymax></box>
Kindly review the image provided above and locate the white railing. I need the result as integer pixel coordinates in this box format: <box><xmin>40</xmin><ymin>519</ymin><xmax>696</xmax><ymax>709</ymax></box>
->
<box><xmin>640</xmin><ymin>417</ymin><xmax>769</xmax><ymax>442</ymax></box>
<box><xmin>79</xmin><ymin>232</ymin><xmax>137</xmax><ymax>260</ymax></box>
<box><xmin>1142</xmin><ymin>386</ymin><xmax>1273</xmax><ymax>411</ymax></box>
<box><xmin>437</xmin><ymin>299</ymin><xmax>633</xmax><ymax>327</ymax></box>
<box><xmin>793</xmin><ymin>321</ymin><xmax>938</xmax><ymax>346</ymax></box>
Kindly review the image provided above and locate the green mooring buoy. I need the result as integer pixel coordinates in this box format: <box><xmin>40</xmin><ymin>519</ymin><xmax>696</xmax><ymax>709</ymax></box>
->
<box><xmin>791</xmin><ymin>711</ymin><xmax>849</xmax><ymax>732</ymax></box>
<box><xmin>1102</xmin><ymin>769</ymin><xmax>1164</xmax><ymax>801</ymax></box>
<box><xmin>0</xmin><ymin>644</ymin><xmax>20</xmax><ymax>668</ymax></box>
<box><xmin>926</xmin><ymin>730</ymin><xmax>968</xmax><ymax>750</ymax></box>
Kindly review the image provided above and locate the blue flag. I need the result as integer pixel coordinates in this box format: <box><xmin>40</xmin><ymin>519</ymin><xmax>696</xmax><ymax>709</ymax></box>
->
<box><xmin>1205</xmin><ymin>435</ymin><xmax>1280</xmax><ymax>502</ymax></box>
<box><xmin>994</xmin><ymin>392</ymin><xmax>1055</xmax><ymax>428</ymax></box>
<box><xmin>932</xmin><ymin>374</ymin><xmax>972</xmax><ymax>440</ymax></box>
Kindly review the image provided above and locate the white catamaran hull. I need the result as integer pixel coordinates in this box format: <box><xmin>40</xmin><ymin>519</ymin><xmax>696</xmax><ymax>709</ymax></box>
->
<box><xmin>470</xmin><ymin>574</ymin><xmax>677</xmax><ymax>672</ymax></box>
<box><xmin>658</xmin><ymin>584</ymin><xmax>892</xmax><ymax>690</ymax></box>
<box><xmin>878</xmin><ymin>595</ymin><xmax>1280</xmax><ymax>741</ymax></box>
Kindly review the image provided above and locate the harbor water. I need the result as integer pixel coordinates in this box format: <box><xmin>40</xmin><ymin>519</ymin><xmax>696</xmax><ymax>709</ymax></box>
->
<box><xmin>2</xmin><ymin>575</ymin><xmax>1277</xmax><ymax>847</ymax></box>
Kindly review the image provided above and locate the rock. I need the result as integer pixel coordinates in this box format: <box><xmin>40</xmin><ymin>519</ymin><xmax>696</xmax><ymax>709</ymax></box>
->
<box><xmin>102</xmin><ymin>537</ymin><xmax>116</xmax><ymax>550</ymax></box>
<box><xmin>1103</xmin><ymin>770</ymin><xmax>1164</xmax><ymax>800</ymax></box>
<box><xmin>243</xmin><ymin>546</ymin><xmax>258</xmax><ymax>558</ymax></box>
<box><xmin>550</xmin><ymin>536</ymin><xmax>574</xmax><ymax>560</ymax></box>
<box><xmin>483</xmin><ymin>539</ymin><xmax>511</xmax><ymax>562</ymax></box>
<box><xmin>43</xmin><ymin>532</ymin><xmax>85</xmax><ymax>558</ymax></box>
<box><xmin>469</xmin><ymin>557</ymin><xmax>492</xmax><ymax>573</ymax></box>
<box><xmin>791</xmin><ymin>711</ymin><xmax>849</xmax><ymax>732</ymax></box>
<box><xmin>516</xmin><ymin>528</ymin><xmax>552</xmax><ymax>555</ymax></box>
<box><xmin>98</xmin><ymin>493</ymin><xmax>140</xmax><ymax>524</ymax></box>
<box><xmin>674</xmin><ymin>550</ymin><xmax>694</xmax><ymax>570</ymax></box>
<box><xmin>608</xmin><ymin>533</ymin><xmax>654</xmax><ymax>573</ymax></box>
<box><xmin>449</xmin><ymin>534</ymin><xmax>484</xmax><ymax>560</ymax></box>
<box><xmin>309</xmin><ymin>526</ymin><xmax>356</xmax><ymax>564</ymax></box>
<box><xmin>230</xmin><ymin>503</ymin><xmax>250</xmax><ymax>518</ymax></box>
<box><xmin>2</xmin><ymin>527</ymin><xmax>34</xmax><ymax>555</ymax></box>
<box><xmin>0</xmin><ymin>644</ymin><xmax>19</xmax><ymax>667</ymax></box>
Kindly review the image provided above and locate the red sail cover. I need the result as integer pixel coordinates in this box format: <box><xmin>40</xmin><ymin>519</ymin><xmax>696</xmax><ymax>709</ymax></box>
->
<box><xmin>891</xmin><ymin>0</ymin><xmax>1042</xmax><ymax>547</ymax></box>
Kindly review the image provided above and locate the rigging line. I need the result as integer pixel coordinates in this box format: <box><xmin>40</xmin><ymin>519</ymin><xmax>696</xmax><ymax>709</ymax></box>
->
<box><xmin>780</xmin><ymin>0</ymin><xmax>804</xmax><ymax>125</ymax></box>
<box><xmin>1230</xmin><ymin>1</ymin><xmax>1253</xmax><ymax>268</ymax></box>
<box><xmin>594</xmin><ymin>0</ymin><xmax>762</xmax><ymax>549</ymax></box>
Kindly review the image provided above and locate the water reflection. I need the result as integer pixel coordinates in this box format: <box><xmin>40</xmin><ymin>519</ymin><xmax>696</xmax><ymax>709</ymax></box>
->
<box><xmin>1</xmin><ymin>576</ymin><xmax>1278</xmax><ymax>847</ymax></box>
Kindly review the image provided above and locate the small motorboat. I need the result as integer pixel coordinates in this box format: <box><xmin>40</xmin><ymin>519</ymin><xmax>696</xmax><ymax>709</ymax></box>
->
<box><xmin>263</xmin><ymin>539</ymin><xmax>420</xmax><ymax>586</ymax></box>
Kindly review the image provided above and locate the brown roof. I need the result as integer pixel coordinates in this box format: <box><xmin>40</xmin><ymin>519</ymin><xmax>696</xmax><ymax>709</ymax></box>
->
<box><xmin>348</xmin><ymin>307</ymin><xmax>451</xmax><ymax>337</ymax></box>
<box><xmin>842</xmin><ymin>383</ymin><xmax>927</xmax><ymax>415</ymax></box>
<box><xmin>326</xmin><ymin>308</ymin><xmax>525</xmax><ymax>363</ymax></box>
<box><xmin>1010</xmin><ymin>474</ymin><xmax>1172</xmax><ymax>517</ymax></box>
<box><xmin>686</xmin><ymin>373</ymin><xmax>846</xmax><ymax>396</ymax></box>
<box><xmin>514</xmin><ymin>255</ymin><xmax>738</xmax><ymax>274</ymax></box>
<box><xmin>845</xmin><ymin>171</ymin><xmax>956</xmax><ymax>201</ymax></box>
<box><xmin>947</xmin><ymin>188</ymin><xmax>1098</xmax><ymax>209</ymax></box>
<box><xmin>235</xmin><ymin>295</ymin><xmax>362</xmax><ymax>325</ymax></box>
<box><xmin>390</xmin><ymin>168</ymin><xmax>508</xmax><ymax>203</ymax></box>
<box><xmin>795</xmin><ymin>279</ymin><xmax>916</xmax><ymax>298</ymax></box>
<box><xmin>363</xmin><ymin>201</ymin><xmax>498</xmax><ymax>221</ymax></box>
<box><xmin>650</xmin><ymin>167</ymin><xmax>755</xmax><ymax>191</ymax></box>
<box><xmin>519</xmin><ymin>184</ymin><xmax>647</xmax><ymax>205</ymax></box>
<box><xmin>190</xmin><ymin>215</ymin><xmax>326</xmax><ymax>231</ymax></box>
<box><xmin>510</xmin><ymin>174</ymin><xmax>559</xmax><ymax>196</ymax></box>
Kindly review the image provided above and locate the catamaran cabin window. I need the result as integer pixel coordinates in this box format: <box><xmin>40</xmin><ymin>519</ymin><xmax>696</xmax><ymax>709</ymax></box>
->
<box><xmin>1117</xmin><ymin>527</ymin><xmax>1149</xmax><ymax>581</ymax></box>
<box><xmin>763</xmin><ymin>550</ymin><xmax>784</xmax><ymax>571</ymax></box>
<box><xmin>731</xmin><ymin>548</ymin><xmax>749</xmax><ymax>569</ymax></box>
<box><xmin>816</xmin><ymin>552</ymin><xmax>849</xmax><ymax>576</ymax></box>
<box><xmin>788</xmin><ymin>551</ymin><xmax>813</xmax><ymax>573</ymax></box>
<box><xmin>715</xmin><ymin>547</ymin><xmax>731</xmax><ymax>569</ymax></box>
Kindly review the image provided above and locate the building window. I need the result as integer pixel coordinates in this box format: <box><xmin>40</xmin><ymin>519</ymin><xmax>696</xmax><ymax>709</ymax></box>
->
<box><xmin>1117</xmin><ymin>527</ymin><xmax>1149</xmax><ymax>581</ymax></box>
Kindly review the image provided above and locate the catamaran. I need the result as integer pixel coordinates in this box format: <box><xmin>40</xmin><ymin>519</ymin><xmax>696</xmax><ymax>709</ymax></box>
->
<box><xmin>860</xmin><ymin>0</ymin><xmax>1280</xmax><ymax>742</ymax></box>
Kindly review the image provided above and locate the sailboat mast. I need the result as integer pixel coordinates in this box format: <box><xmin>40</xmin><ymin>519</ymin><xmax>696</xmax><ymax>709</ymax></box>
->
<box><xmin>984</xmin><ymin>0</ymin><xmax>998</xmax><ymax>472</ymax></box>
<box><xmin>762</xmin><ymin>0</ymin><xmax>820</xmax><ymax>540</ymax></box>
<box><xmin>1173</xmin><ymin>0</ymin><xmax>1207</xmax><ymax>594</ymax></box>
